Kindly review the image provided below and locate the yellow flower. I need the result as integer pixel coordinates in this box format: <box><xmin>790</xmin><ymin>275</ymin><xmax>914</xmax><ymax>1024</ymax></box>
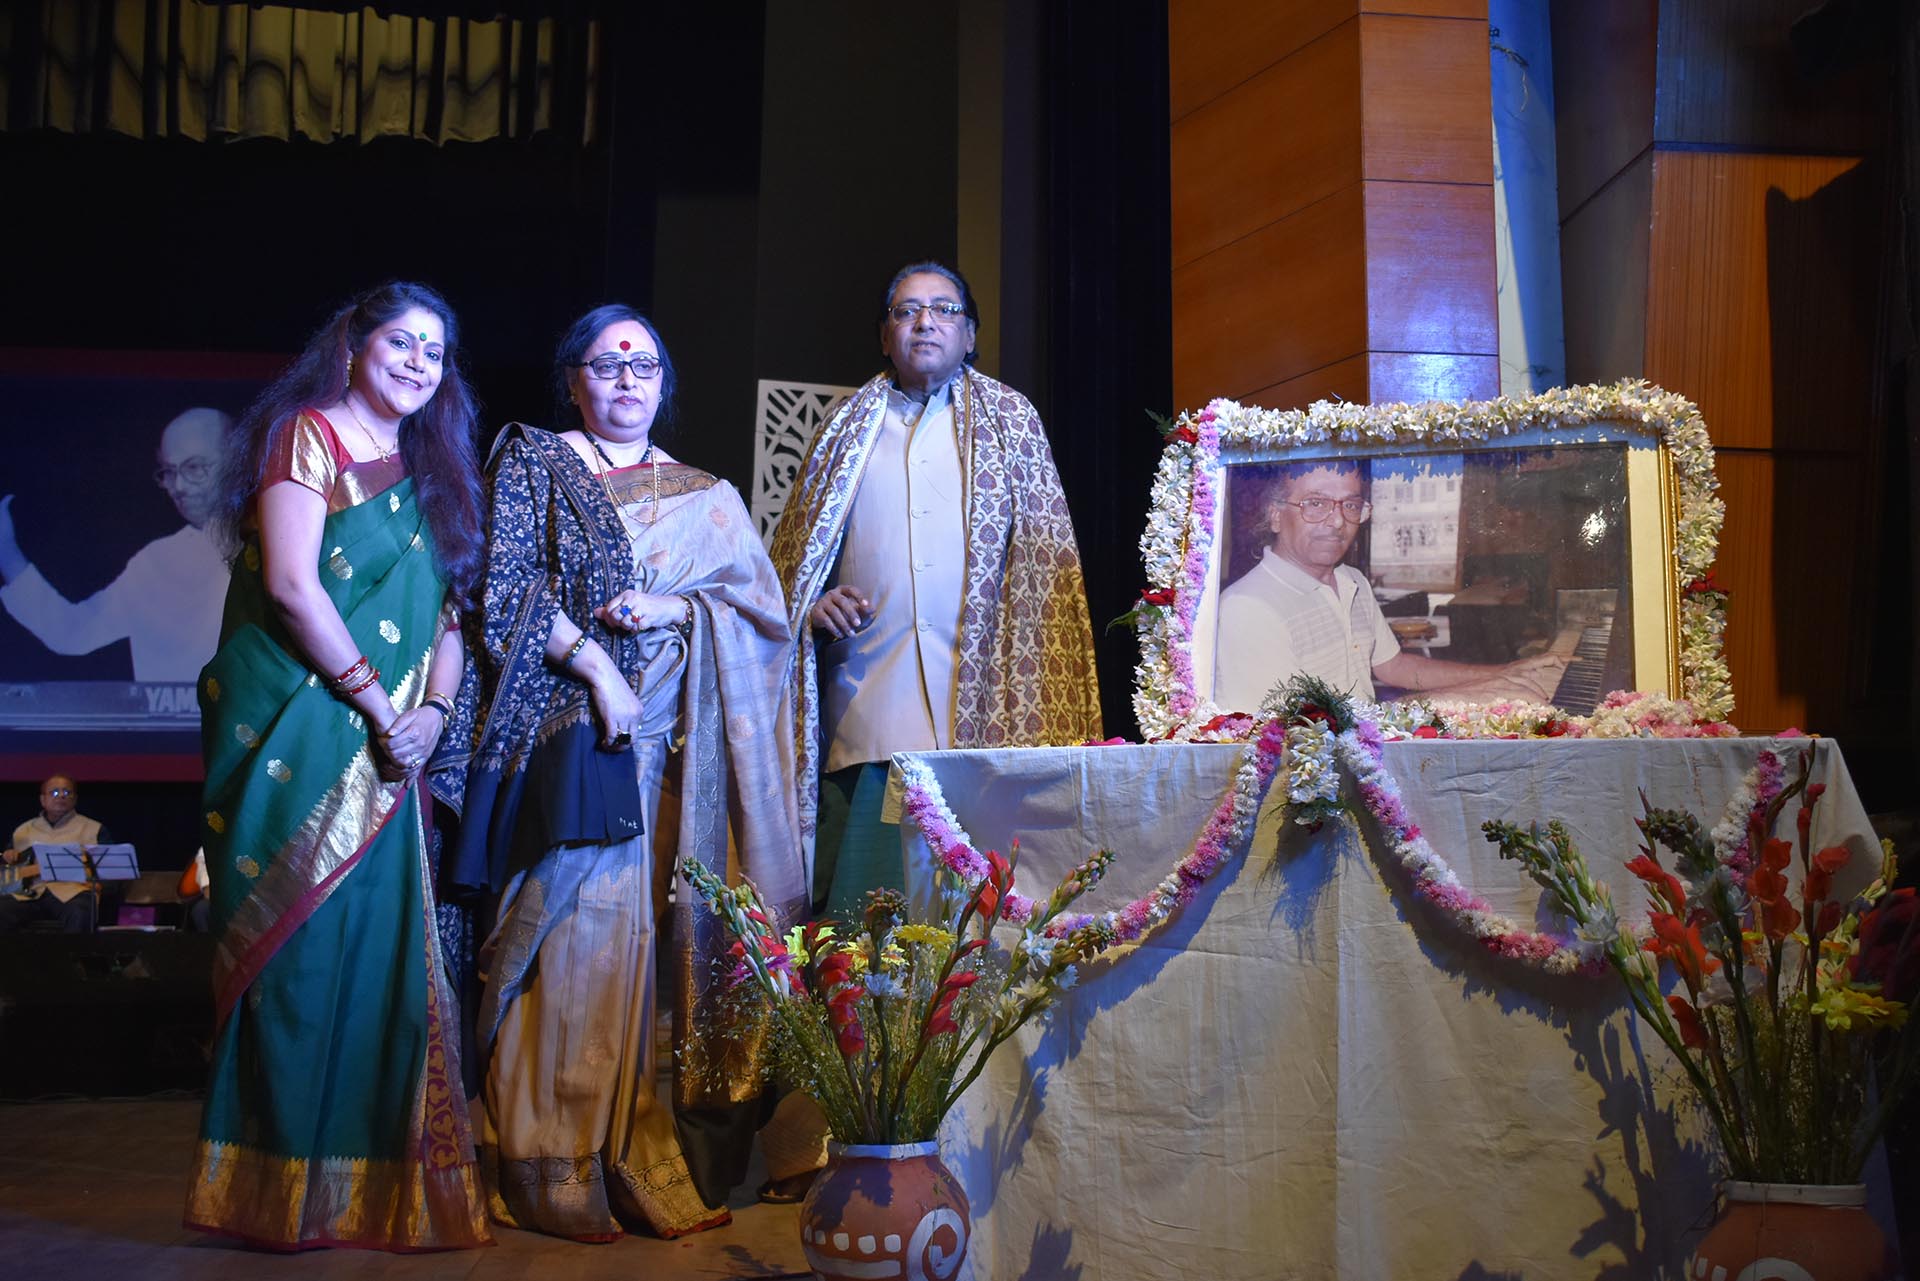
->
<box><xmin>894</xmin><ymin>924</ymin><xmax>955</xmax><ymax>949</ymax></box>
<box><xmin>1811</xmin><ymin>985</ymin><xmax>1908</xmax><ymax>1032</ymax></box>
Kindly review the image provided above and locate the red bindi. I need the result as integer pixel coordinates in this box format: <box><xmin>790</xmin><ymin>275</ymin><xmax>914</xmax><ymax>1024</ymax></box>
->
<box><xmin>619</xmin><ymin>340</ymin><xmax>631</xmax><ymax>351</ymax></box>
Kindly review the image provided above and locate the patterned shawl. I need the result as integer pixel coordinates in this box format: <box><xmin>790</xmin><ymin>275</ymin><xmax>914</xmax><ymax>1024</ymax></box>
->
<box><xmin>767</xmin><ymin>367</ymin><xmax>1102</xmax><ymax>851</ymax></box>
<box><xmin>432</xmin><ymin>425</ymin><xmax>807</xmax><ymax>1107</ymax></box>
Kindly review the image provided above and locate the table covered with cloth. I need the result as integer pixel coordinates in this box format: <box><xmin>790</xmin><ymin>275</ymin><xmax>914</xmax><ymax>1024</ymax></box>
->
<box><xmin>879</xmin><ymin>737</ymin><xmax>1897</xmax><ymax>1281</ymax></box>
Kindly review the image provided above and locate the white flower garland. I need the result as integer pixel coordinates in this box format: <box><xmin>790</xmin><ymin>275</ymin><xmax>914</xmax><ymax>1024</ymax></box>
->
<box><xmin>1131</xmin><ymin>381</ymin><xmax>1732</xmax><ymax>741</ymax></box>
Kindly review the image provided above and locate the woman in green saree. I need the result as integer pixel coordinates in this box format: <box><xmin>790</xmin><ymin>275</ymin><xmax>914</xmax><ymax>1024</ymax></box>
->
<box><xmin>184</xmin><ymin>282</ymin><xmax>493</xmax><ymax>1250</ymax></box>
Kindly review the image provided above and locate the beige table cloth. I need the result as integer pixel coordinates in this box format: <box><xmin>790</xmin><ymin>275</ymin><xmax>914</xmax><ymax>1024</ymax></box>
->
<box><xmin>880</xmin><ymin>737</ymin><xmax>1895</xmax><ymax>1280</ymax></box>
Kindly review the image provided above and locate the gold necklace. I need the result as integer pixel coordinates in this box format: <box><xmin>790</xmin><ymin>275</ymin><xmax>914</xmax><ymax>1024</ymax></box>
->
<box><xmin>585</xmin><ymin>432</ymin><xmax>659</xmax><ymax>526</ymax></box>
<box><xmin>340</xmin><ymin>398</ymin><xmax>395</xmax><ymax>461</ymax></box>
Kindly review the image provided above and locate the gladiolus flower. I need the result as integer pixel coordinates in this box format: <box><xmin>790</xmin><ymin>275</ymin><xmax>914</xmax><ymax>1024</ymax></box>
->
<box><xmin>827</xmin><ymin>984</ymin><xmax>867</xmax><ymax>1057</ymax></box>
<box><xmin>977</xmin><ymin>847</ymin><xmax>1015</xmax><ymax>919</ymax></box>
<box><xmin>1626</xmin><ymin>854</ymin><xmax>1687</xmax><ymax>916</ymax></box>
<box><xmin>1645</xmin><ymin>911</ymin><xmax>1721</xmax><ymax>990</ymax></box>
<box><xmin>1667</xmin><ymin>995</ymin><xmax>1708</xmax><ymax>1050</ymax></box>
<box><xmin>1804</xmin><ymin>845</ymin><xmax>1850</xmax><ymax>906</ymax></box>
<box><xmin>1748</xmin><ymin>838</ymin><xmax>1801</xmax><ymax>940</ymax></box>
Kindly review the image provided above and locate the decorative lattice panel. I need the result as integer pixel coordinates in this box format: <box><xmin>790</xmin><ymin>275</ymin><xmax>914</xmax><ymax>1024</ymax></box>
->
<box><xmin>752</xmin><ymin>379</ymin><xmax>855</xmax><ymax>544</ymax></box>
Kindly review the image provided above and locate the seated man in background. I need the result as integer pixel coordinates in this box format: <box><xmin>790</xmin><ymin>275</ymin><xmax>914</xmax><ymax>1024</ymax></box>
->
<box><xmin>1214</xmin><ymin>460</ymin><xmax>1564</xmax><ymax>712</ymax></box>
<box><xmin>0</xmin><ymin>774</ymin><xmax>106</xmax><ymax>934</ymax></box>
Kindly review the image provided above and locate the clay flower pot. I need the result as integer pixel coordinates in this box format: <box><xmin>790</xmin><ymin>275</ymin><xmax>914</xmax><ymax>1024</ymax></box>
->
<box><xmin>1688</xmin><ymin>1181</ymin><xmax>1895</xmax><ymax>1281</ymax></box>
<box><xmin>798</xmin><ymin>1140</ymin><xmax>970</xmax><ymax>1281</ymax></box>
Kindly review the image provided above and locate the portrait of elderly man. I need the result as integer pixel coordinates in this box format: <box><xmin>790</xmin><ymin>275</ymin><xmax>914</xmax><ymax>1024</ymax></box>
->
<box><xmin>1213</xmin><ymin>459</ymin><xmax>1563</xmax><ymax>712</ymax></box>
<box><xmin>770</xmin><ymin>260</ymin><xmax>1102</xmax><ymax>915</ymax></box>
<box><xmin>0</xmin><ymin>407</ymin><xmax>232</xmax><ymax>683</ymax></box>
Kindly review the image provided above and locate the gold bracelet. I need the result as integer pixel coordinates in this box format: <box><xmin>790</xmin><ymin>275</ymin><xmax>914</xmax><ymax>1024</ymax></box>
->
<box><xmin>560</xmin><ymin>633</ymin><xmax>590</xmax><ymax>669</ymax></box>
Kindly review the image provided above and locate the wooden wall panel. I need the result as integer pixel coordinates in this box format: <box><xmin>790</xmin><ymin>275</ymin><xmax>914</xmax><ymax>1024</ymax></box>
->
<box><xmin>1547</xmin><ymin>0</ymin><xmax>1657</xmax><ymax>218</ymax></box>
<box><xmin>1644</xmin><ymin>150</ymin><xmax>1874</xmax><ymax>452</ymax></box>
<box><xmin>1358</xmin><ymin>12</ymin><xmax>1493</xmax><ymax>184</ymax></box>
<box><xmin>1168</xmin><ymin>0</ymin><xmax>1355</xmax><ymax>121</ymax></box>
<box><xmin>1713</xmin><ymin>450</ymin><xmax>1869</xmax><ymax>733</ymax></box>
<box><xmin>1363</xmin><ymin>180</ymin><xmax>1498</xmax><ymax>356</ymax></box>
<box><xmin>1360</xmin><ymin>0</ymin><xmax>1484</xmax><ymax>16</ymax></box>
<box><xmin>1652</xmin><ymin>0</ymin><xmax>1885</xmax><ymax>152</ymax></box>
<box><xmin>1171</xmin><ymin>20</ymin><xmax>1361</xmax><ymax>268</ymax></box>
<box><xmin>1365</xmin><ymin>350</ymin><xmax>1498</xmax><ymax>402</ymax></box>
<box><xmin>1241</xmin><ymin>351</ymin><xmax>1499</xmax><ymax>412</ymax></box>
<box><xmin>1172</xmin><ymin>183</ymin><xmax>1369</xmax><ymax>407</ymax></box>
<box><xmin>1558</xmin><ymin>150</ymin><xmax>1651</xmax><ymax>387</ymax></box>
<box><xmin>1246</xmin><ymin>354</ymin><xmax>1370</xmax><ymax>411</ymax></box>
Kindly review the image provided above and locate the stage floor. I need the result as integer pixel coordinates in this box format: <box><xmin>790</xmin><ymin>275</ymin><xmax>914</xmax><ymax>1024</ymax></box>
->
<box><xmin>0</xmin><ymin>1098</ymin><xmax>811</xmax><ymax>1281</ymax></box>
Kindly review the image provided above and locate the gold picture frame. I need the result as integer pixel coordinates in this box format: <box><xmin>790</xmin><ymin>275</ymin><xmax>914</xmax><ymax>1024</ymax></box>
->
<box><xmin>1130</xmin><ymin>382</ymin><xmax>1728</xmax><ymax>740</ymax></box>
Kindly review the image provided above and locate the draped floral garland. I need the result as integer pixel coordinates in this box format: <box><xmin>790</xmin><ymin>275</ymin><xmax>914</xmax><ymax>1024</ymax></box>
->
<box><xmin>899</xmin><ymin>682</ymin><xmax>1786</xmax><ymax>978</ymax></box>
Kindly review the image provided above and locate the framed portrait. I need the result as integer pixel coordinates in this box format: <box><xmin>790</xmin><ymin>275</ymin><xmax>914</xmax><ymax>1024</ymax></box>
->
<box><xmin>1131</xmin><ymin>383</ymin><xmax>1728</xmax><ymax>740</ymax></box>
<box><xmin>0</xmin><ymin>349</ymin><xmax>284</xmax><ymax>779</ymax></box>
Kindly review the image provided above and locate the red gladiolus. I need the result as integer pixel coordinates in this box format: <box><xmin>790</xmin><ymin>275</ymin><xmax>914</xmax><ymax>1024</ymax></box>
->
<box><xmin>1815</xmin><ymin>901</ymin><xmax>1843</xmax><ymax>939</ymax></box>
<box><xmin>1645</xmin><ymin>911</ymin><xmax>1722</xmax><ymax>990</ymax></box>
<box><xmin>746</xmin><ymin>907</ymin><xmax>771</xmax><ymax>926</ymax></box>
<box><xmin>827</xmin><ymin>984</ymin><xmax>867</xmax><ymax>1057</ymax></box>
<box><xmin>977</xmin><ymin>847</ymin><xmax>1014</xmax><ymax>920</ymax></box>
<box><xmin>1804</xmin><ymin>845</ymin><xmax>1850</xmax><ymax>907</ymax></box>
<box><xmin>1750</xmin><ymin>839</ymin><xmax>1792</xmax><ymax>903</ymax></box>
<box><xmin>924</xmin><ymin>989</ymin><xmax>962</xmax><ymax>1041</ymax></box>
<box><xmin>817</xmin><ymin>950</ymin><xmax>855</xmax><ymax>991</ymax></box>
<box><xmin>1749</xmin><ymin>839</ymin><xmax>1801</xmax><ymax>940</ymax></box>
<box><xmin>1667</xmin><ymin>995</ymin><xmax>1709</xmax><ymax>1050</ymax></box>
<box><xmin>1626</xmin><ymin>853</ymin><xmax>1687</xmax><ymax>916</ymax></box>
<box><xmin>1849</xmin><ymin>887</ymin><xmax>1920</xmax><ymax>1004</ymax></box>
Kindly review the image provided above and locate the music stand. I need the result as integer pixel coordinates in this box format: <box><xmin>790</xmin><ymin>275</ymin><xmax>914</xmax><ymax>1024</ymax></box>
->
<box><xmin>29</xmin><ymin>843</ymin><xmax>140</xmax><ymax>883</ymax></box>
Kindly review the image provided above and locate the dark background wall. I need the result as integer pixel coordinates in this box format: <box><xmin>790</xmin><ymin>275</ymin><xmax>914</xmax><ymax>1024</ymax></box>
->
<box><xmin>0</xmin><ymin>1</ymin><xmax>1175</xmax><ymax>861</ymax></box>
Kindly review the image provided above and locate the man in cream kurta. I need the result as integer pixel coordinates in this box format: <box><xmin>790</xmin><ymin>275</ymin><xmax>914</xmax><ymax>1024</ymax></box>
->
<box><xmin>818</xmin><ymin>378</ymin><xmax>968</xmax><ymax>772</ymax></box>
<box><xmin>0</xmin><ymin>775</ymin><xmax>107</xmax><ymax>933</ymax></box>
<box><xmin>770</xmin><ymin>261</ymin><xmax>1102</xmax><ymax>917</ymax></box>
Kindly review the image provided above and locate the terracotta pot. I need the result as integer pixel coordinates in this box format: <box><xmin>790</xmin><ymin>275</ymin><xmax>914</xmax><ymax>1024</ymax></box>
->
<box><xmin>799</xmin><ymin>1140</ymin><xmax>970</xmax><ymax>1281</ymax></box>
<box><xmin>1687</xmin><ymin>1181</ymin><xmax>1895</xmax><ymax>1281</ymax></box>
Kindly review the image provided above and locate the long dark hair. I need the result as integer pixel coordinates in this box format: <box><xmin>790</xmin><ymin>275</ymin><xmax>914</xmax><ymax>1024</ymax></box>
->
<box><xmin>214</xmin><ymin>281</ymin><xmax>486</xmax><ymax>607</ymax></box>
<box><xmin>549</xmin><ymin>304</ymin><xmax>677</xmax><ymax>434</ymax></box>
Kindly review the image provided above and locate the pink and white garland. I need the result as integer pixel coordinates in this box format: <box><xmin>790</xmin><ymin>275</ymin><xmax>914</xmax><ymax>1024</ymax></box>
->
<box><xmin>900</xmin><ymin>722</ymin><xmax>1799</xmax><ymax>978</ymax></box>
<box><xmin>897</xmin><ymin>718</ymin><xmax>1289</xmax><ymax>956</ymax></box>
<box><xmin>1335</xmin><ymin>722</ymin><xmax>1602</xmax><ymax>974</ymax></box>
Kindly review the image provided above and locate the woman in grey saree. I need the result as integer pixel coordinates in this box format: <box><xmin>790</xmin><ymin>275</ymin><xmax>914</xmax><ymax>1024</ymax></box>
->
<box><xmin>434</xmin><ymin>307</ymin><xmax>811</xmax><ymax>1240</ymax></box>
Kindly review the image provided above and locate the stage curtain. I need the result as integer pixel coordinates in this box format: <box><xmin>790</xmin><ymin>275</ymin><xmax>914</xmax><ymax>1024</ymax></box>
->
<box><xmin>1</xmin><ymin>0</ymin><xmax>599</xmax><ymax>144</ymax></box>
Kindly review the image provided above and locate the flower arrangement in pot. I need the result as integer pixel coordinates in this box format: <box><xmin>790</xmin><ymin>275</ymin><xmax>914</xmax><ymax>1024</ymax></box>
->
<box><xmin>679</xmin><ymin>841</ymin><xmax>1116</xmax><ymax>1281</ymax></box>
<box><xmin>1484</xmin><ymin>749</ymin><xmax>1918</xmax><ymax>1280</ymax></box>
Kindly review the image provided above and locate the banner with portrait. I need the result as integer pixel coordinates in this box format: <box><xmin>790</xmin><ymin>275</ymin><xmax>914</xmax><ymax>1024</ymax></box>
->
<box><xmin>0</xmin><ymin>350</ymin><xmax>282</xmax><ymax>779</ymax></box>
